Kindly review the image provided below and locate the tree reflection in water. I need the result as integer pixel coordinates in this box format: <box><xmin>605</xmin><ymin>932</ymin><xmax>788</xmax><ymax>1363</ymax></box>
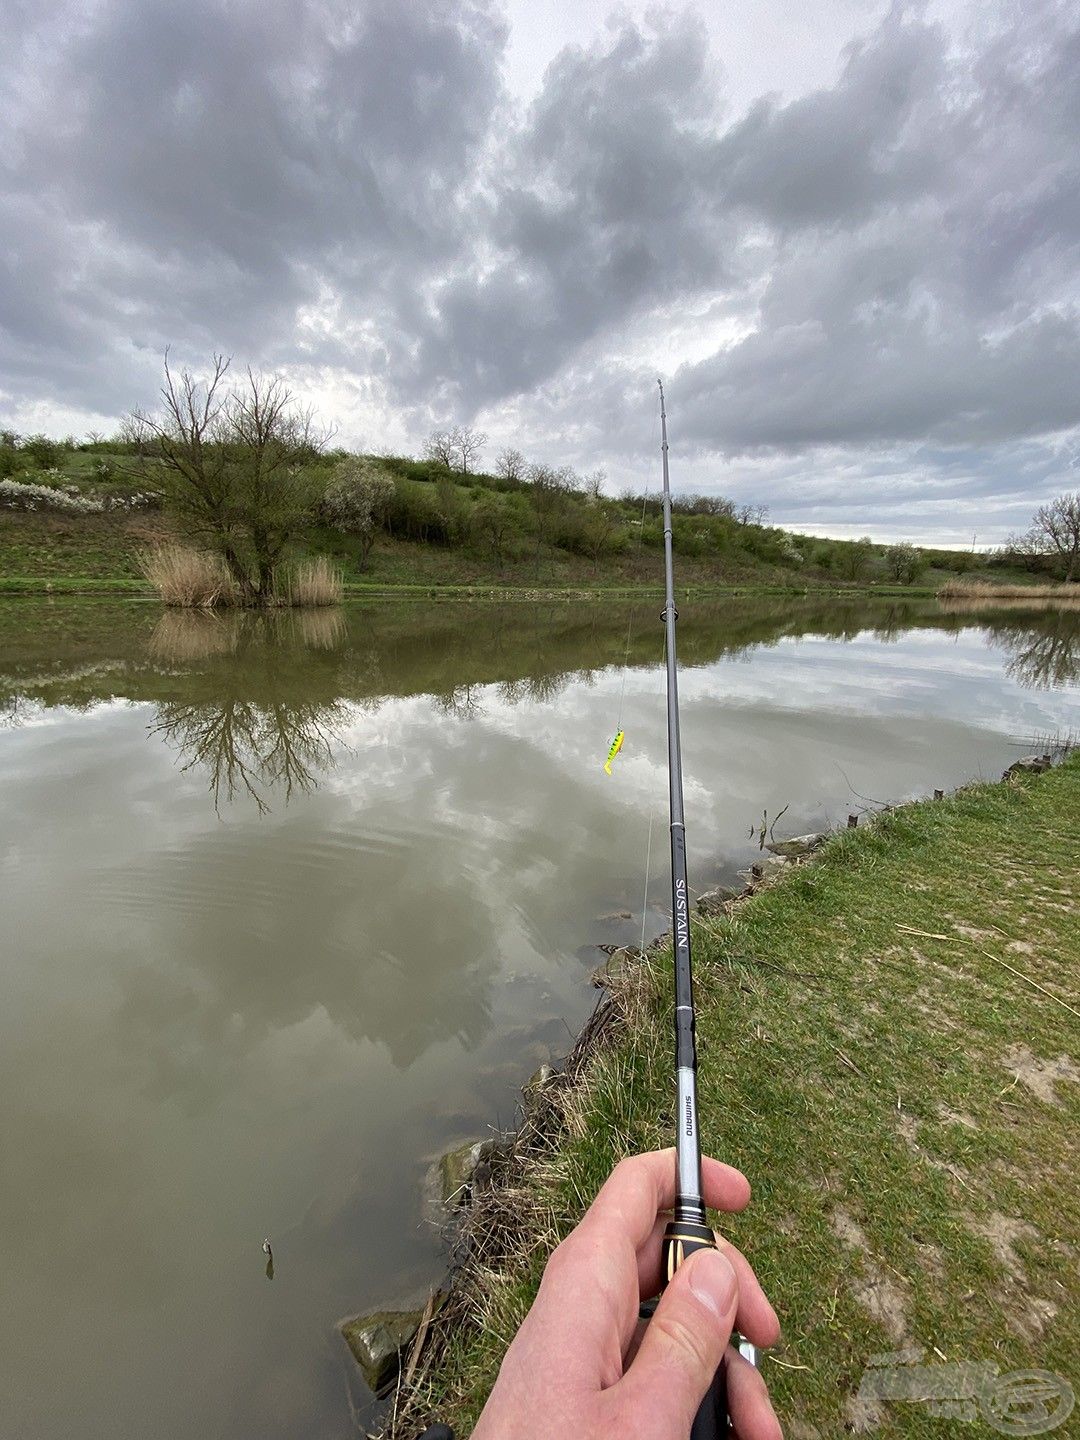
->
<box><xmin>148</xmin><ymin>609</ymin><xmax>350</xmax><ymax>812</ymax></box>
<box><xmin>997</xmin><ymin>611</ymin><xmax>1080</xmax><ymax>691</ymax></box>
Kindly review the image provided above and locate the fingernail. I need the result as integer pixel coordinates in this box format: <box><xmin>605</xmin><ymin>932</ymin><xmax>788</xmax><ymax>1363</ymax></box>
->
<box><xmin>688</xmin><ymin>1249</ymin><xmax>737</xmax><ymax>1318</ymax></box>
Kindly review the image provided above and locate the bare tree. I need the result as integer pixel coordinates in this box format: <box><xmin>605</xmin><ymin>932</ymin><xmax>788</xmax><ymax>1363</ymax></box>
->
<box><xmin>495</xmin><ymin>446</ymin><xmax>527</xmax><ymax>483</ymax></box>
<box><xmin>456</xmin><ymin>425</ymin><xmax>487</xmax><ymax>475</ymax></box>
<box><xmin>129</xmin><ymin>353</ymin><xmax>332</xmax><ymax>605</ymax></box>
<box><xmin>582</xmin><ymin>468</ymin><xmax>606</xmax><ymax>503</ymax></box>
<box><xmin>736</xmin><ymin>502</ymin><xmax>769</xmax><ymax>526</ymax></box>
<box><xmin>423</xmin><ymin>429</ymin><xmax>457</xmax><ymax>468</ymax></box>
<box><xmin>528</xmin><ymin>462</ymin><xmax>572</xmax><ymax>574</ymax></box>
<box><xmin>1023</xmin><ymin>491</ymin><xmax>1080</xmax><ymax>581</ymax></box>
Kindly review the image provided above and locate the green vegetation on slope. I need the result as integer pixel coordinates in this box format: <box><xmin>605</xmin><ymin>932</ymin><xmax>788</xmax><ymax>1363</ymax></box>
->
<box><xmin>0</xmin><ymin>436</ymin><xmax>1047</xmax><ymax>594</ymax></box>
<box><xmin>397</xmin><ymin>758</ymin><xmax>1080</xmax><ymax>1438</ymax></box>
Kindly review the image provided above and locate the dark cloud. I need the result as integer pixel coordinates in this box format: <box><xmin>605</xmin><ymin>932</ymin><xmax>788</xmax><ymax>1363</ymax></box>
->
<box><xmin>1</xmin><ymin>0</ymin><xmax>1079</xmax><ymax>540</ymax></box>
<box><xmin>0</xmin><ymin>0</ymin><xmax>507</xmax><ymax>410</ymax></box>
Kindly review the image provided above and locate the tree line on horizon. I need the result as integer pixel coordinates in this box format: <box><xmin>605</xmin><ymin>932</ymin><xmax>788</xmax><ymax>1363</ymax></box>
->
<box><xmin>2</xmin><ymin>355</ymin><xmax>1078</xmax><ymax>603</ymax></box>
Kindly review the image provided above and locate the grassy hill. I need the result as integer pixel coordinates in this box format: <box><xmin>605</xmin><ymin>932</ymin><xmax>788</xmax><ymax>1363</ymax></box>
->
<box><xmin>0</xmin><ymin>435</ymin><xmax>1046</xmax><ymax>596</ymax></box>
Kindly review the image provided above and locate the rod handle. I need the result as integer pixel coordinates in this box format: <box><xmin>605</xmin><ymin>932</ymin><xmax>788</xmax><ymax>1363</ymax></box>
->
<box><xmin>661</xmin><ymin>1219</ymin><xmax>727</xmax><ymax>1439</ymax></box>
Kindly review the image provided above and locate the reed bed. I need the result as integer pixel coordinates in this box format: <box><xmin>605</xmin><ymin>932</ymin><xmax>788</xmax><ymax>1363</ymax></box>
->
<box><xmin>137</xmin><ymin>543</ymin><xmax>239</xmax><ymax>608</ymax></box>
<box><xmin>288</xmin><ymin>555</ymin><xmax>344</xmax><ymax>607</ymax></box>
<box><xmin>937</xmin><ymin>577</ymin><xmax>1077</xmax><ymax>601</ymax></box>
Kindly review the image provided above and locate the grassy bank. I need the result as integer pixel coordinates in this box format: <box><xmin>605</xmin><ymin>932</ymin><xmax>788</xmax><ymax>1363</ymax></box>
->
<box><xmin>0</xmin><ymin>509</ymin><xmax>1039</xmax><ymax>599</ymax></box>
<box><xmin>397</xmin><ymin>758</ymin><xmax>1079</xmax><ymax>1438</ymax></box>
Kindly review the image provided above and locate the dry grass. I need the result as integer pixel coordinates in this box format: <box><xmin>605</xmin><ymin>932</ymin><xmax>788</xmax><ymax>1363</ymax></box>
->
<box><xmin>137</xmin><ymin>543</ymin><xmax>238</xmax><ymax>608</ymax></box>
<box><xmin>937</xmin><ymin>578</ymin><xmax>1078</xmax><ymax>602</ymax></box>
<box><xmin>289</xmin><ymin>555</ymin><xmax>343</xmax><ymax>607</ymax></box>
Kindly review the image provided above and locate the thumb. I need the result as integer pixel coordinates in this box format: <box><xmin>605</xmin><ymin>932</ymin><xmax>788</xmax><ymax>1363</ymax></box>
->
<box><xmin>617</xmin><ymin>1247</ymin><xmax>737</xmax><ymax>1437</ymax></box>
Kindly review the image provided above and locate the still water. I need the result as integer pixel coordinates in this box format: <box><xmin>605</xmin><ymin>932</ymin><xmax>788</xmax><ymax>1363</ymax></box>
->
<box><xmin>1</xmin><ymin>596</ymin><xmax>1077</xmax><ymax>1439</ymax></box>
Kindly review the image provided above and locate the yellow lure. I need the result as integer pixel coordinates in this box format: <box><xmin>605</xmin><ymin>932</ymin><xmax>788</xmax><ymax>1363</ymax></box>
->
<box><xmin>603</xmin><ymin>730</ymin><xmax>625</xmax><ymax>775</ymax></box>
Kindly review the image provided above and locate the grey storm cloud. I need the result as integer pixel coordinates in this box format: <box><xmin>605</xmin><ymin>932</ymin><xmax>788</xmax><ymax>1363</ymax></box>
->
<box><xmin>1</xmin><ymin>0</ymin><xmax>1079</xmax><ymax>537</ymax></box>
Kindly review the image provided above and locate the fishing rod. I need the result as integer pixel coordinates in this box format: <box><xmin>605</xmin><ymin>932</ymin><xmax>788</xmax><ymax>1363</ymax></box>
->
<box><xmin>655</xmin><ymin>379</ymin><xmax>756</xmax><ymax>1439</ymax></box>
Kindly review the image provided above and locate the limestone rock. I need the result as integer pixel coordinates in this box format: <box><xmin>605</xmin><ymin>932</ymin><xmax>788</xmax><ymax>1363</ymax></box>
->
<box><xmin>525</xmin><ymin>1062</ymin><xmax>555</xmax><ymax>1097</ymax></box>
<box><xmin>438</xmin><ymin>1138</ymin><xmax>494</xmax><ymax>1206</ymax></box>
<box><xmin>341</xmin><ymin>1308</ymin><xmax>424</xmax><ymax>1393</ymax></box>
<box><xmin>1004</xmin><ymin>755</ymin><xmax>1052</xmax><ymax>779</ymax></box>
<box><xmin>696</xmin><ymin>885</ymin><xmax>742</xmax><ymax>914</ymax></box>
<box><xmin>765</xmin><ymin>833</ymin><xmax>826</xmax><ymax>858</ymax></box>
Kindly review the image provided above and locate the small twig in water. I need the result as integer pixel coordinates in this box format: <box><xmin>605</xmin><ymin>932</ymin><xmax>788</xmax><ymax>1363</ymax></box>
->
<box><xmin>768</xmin><ymin>803</ymin><xmax>790</xmax><ymax>842</ymax></box>
<box><xmin>834</xmin><ymin>762</ymin><xmax>890</xmax><ymax>811</ymax></box>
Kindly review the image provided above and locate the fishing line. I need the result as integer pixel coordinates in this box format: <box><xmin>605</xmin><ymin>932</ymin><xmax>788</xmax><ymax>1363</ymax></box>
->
<box><xmin>614</xmin><ymin>488</ymin><xmax>651</xmax><ymax>732</ymax></box>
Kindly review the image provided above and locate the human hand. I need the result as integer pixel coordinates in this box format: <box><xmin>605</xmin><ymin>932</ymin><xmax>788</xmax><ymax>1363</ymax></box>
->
<box><xmin>471</xmin><ymin>1150</ymin><xmax>782</xmax><ymax>1440</ymax></box>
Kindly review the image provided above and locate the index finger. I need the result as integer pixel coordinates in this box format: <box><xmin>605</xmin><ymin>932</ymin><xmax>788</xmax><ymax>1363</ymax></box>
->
<box><xmin>578</xmin><ymin>1150</ymin><xmax>751</xmax><ymax>1250</ymax></box>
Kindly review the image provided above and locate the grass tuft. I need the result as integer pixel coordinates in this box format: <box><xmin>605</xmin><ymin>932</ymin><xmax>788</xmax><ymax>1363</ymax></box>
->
<box><xmin>288</xmin><ymin>555</ymin><xmax>343</xmax><ymax>607</ymax></box>
<box><xmin>136</xmin><ymin>543</ymin><xmax>238</xmax><ymax>607</ymax></box>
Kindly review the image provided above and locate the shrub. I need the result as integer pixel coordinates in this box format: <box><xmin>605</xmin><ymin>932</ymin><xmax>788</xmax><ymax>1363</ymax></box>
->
<box><xmin>20</xmin><ymin>434</ymin><xmax>61</xmax><ymax>468</ymax></box>
<box><xmin>885</xmin><ymin>542</ymin><xmax>927</xmax><ymax>584</ymax></box>
<box><xmin>137</xmin><ymin>543</ymin><xmax>240</xmax><ymax>608</ymax></box>
<box><xmin>0</xmin><ymin>477</ymin><xmax>105</xmax><ymax>513</ymax></box>
<box><xmin>834</xmin><ymin>536</ymin><xmax>874</xmax><ymax>581</ymax></box>
<box><xmin>0</xmin><ymin>476</ymin><xmax>158</xmax><ymax>514</ymax></box>
<box><xmin>289</xmin><ymin>556</ymin><xmax>343</xmax><ymax>607</ymax></box>
<box><xmin>320</xmin><ymin>457</ymin><xmax>395</xmax><ymax>568</ymax></box>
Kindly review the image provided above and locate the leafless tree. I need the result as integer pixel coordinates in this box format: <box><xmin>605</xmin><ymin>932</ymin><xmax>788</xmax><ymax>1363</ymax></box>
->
<box><xmin>456</xmin><ymin>425</ymin><xmax>487</xmax><ymax>475</ymax></box>
<box><xmin>423</xmin><ymin>428</ymin><xmax>457</xmax><ymax>468</ymax></box>
<box><xmin>495</xmin><ymin>446</ymin><xmax>527</xmax><ymax>483</ymax></box>
<box><xmin>736</xmin><ymin>502</ymin><xmax>769</xmax><ymax>526</ymax></box>
<box><xmin>129</xmin><ymin>353</ymin><xmax>333</xmax><ymax>604</ymax></box>
<box><xmin>582</xmin><ymin>468</ymin><xmax>606</xmax><ymax>503</ymax></box>
<box><xmin>1022</xmin><ymin>492</ymin><xmax>1080</xmax><ymax>581</ymax></box>
<box><xmin>528</xmin><ymin>461</ymin><xmax>572</xmax><ymax>574</ymax></box>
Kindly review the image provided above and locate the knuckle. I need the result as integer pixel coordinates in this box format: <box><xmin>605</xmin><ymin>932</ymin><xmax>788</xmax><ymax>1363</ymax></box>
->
<box><xmin>650</xmin><ymin>1308</ymin><xmax>713</xmax><ymax>1373</ymax></box>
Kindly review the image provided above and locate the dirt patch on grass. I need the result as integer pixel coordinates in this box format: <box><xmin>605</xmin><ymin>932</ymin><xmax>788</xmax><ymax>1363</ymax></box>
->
<box><xmin>936</xmin><ymin>1105</ymin><xmax>978</xmax><ymax>1129</ymax></box>
<box><xmin>970</xmin><ymin>1212</ymin><xmax>1038</xmax><ymax>1278</ymax></box>
<box><xmin>966</xmin><ymin>1211</ymin><xmax>1060</xmax><ymax>1340</ymax></box>
<box><xmin>830</xmin><ymin>1209</ymin><xmax>911</xmax><ymax>1344</ymax></box>
<box><xmin>1000</xmin><ymin>1044</ymin><xmax>1080</xmax><ymax>1104</ymax></box>
<box><xmin>897</xmin><ymin>1112</ymin><xmax>972</xmax><ymax>1188</ymax></box>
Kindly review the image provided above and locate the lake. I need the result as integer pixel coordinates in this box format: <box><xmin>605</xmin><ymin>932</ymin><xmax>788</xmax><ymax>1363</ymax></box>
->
<box><xmin>1</xmin><ymin>595</ymin><xmax>1077</xmax><ymax>1439</ymax></box>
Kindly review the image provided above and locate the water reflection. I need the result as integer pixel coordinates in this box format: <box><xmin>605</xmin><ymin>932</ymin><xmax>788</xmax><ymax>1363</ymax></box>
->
<box><xmin>148</xmin><ymin>612</ymin><xmax>351</xmax><ymax>812</ymax></box>
<box><xmin>997</xmin><ymin>613</ymin><xmax>1080</xmax><ymax>691</ymax></box>
<box><xmin>0</xmin><ymin>594</ymin><xmax>1077</xmax><ymax>1440</ymax></box>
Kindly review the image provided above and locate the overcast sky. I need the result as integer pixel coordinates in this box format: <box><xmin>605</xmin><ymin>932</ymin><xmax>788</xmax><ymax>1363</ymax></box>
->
<box><xmin>2</xmin><ymin>0</ymin><xmax>1078</xmax><ymax>544</ymax></box>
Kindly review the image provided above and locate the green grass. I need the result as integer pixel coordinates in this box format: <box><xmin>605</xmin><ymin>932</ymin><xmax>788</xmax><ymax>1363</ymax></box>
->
<box><xmin>399</xmin><ymin>759</ymin><xmax>1080</xmax><ymax>1438</ymax></box>
<box><xmin>1</xmin><ymin>441</ymin><xmax>1051</xmax><ymax>597</ymax></box>
<box><xmin>0</xmin><ymin>508</ymin><xmax>1039</xmax><ymax>599</ymax></box>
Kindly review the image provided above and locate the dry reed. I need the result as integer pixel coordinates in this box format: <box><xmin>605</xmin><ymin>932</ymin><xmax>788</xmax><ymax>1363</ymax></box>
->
<box><xmin>137</xmin><ymin>543</ymin><xmax>239</xmax><ymax>608</ymax></box>
<box><xmin>937</xmin><ymin>578</ymin><xmax>1077</xmax><ymax>601</ymax></box>
<box><xmin>289</xmin><ymin>555</ymin><xmax>344</xmax><ymax>607</ymax></box>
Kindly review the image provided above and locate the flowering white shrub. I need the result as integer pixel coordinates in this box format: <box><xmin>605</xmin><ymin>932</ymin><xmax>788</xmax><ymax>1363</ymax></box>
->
<box><xmin>0</xmin><ymin>477</ymin><xmax>158</xmax><ymax>513</ymax></box>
